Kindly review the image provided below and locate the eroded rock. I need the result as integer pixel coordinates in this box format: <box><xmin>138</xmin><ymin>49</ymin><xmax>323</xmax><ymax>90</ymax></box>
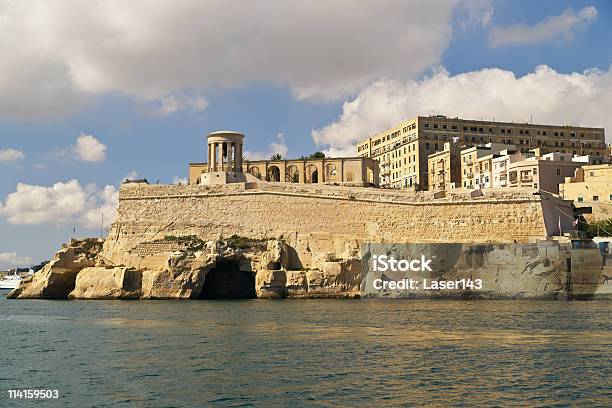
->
<box><xmin>69</xmin><ymin>266</ymin><xmax>142</xmax><ymax>299</ymax></box>
<box><xmin>17</xmin><ymin>239</ymin><xmax>103</xmax><ymax>299</ymax></box>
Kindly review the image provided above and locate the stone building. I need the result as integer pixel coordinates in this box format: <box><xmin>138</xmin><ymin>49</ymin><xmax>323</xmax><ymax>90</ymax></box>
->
<box><xmin>189</xmin><ymin>131</ymin><xmax>379</xmax><ymax>186</ymax></box>
<box><xmin>460</xmin><ymin>143</ymin><xmax>510</xmax><ymax>189</ymax></box>
<box><xmin>559</xmin><ymin>164</ymin><xmax>612</xmax><ymax>220</ymax></box>
<box><xmin>492</xmin><ymin>150</ymin><xmax>533</xmax><ymax>188</ymax></box>
<box><xmin>356</xmin><ymin>115</ymin><xmax>606</xmax><ymax>190</ymax></box>
<box><xmin>427</xmin><ymin>142</ymin><xmax>461</xmax><ymax>191</ymax></box>
<box><xmin>506</xmin><ymin>152</ymin><xmax>584</xmax><ymax>194</ymax></box>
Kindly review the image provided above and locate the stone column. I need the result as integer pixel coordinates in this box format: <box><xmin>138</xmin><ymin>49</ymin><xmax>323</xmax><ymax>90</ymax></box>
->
<box><xmin>318</xmin><ymin>162</ymin><xmax>324</xmax><ymax>183</ymax></box>
<box><xmin>208</xmin><ymin>143</ymin><xmax>213</xmax><ymax>172</ymax></box>
<box><xmin>227</xmin><ymin>142</ymin><xmax>232</xmax><ymax>171</ymax></box>
<box><xmin>211</xmin><ymin>143</ymin><xmax>216</xmax><ymax>171</ymax></box>
<box><xmin>225</xmin><ymin>142</ymin><xmax>230</xmax><ymax>171</ymax></box>
<box><xmin>299</xmin><ymin>161</ymin><xmax>305</xmax><ymax>183</ymax></box>
<box><xmin>235</xmin><ymin>142</ymin><xmax>242</xmax><ymax>172</ymax></box>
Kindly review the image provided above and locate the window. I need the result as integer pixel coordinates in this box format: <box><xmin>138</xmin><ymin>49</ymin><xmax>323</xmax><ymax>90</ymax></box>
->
<box><xmin>593</xmin><ymin>196</ymin><xmax>599</xmax><ymax>201</ymax></box>
<box><xmin>609</xmin><ymin>194</ymin><xmax>612</xmax><ymax>201</ymax></box>
<box><xmin>433</xmin><ymin>124</ymin><xmax>438</xmax><ymax>129</ymax></box>
<box><xmin>577</xmin><ymin>197</ymin><xmax>583</xmax><ymax>202</ymax></box>
<box><xmin>442</xmin><ymin>124</ymin><xmax>447</xmax><ymax>129</ymax></box>
<box><xmin>533</xmin><ymin>168</ymin><xmax>538</xmax><ymax>175</ymax></box>
<box><xmin>534</xmin><ymin>183</ymin><xmax>538</xmax><ymax>189</ymax></box>
<box><xmin>556</xmin><ymin>169</ymin><xmax>561</xmax><ymax>175</ymax></box>
<box><xmin>424</xmin><ymin>123</ymin><xmax>429</xmax><ymax>128</ymax></box>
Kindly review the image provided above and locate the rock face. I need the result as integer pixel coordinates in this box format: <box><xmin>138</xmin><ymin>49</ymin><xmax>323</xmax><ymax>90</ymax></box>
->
<box><xmin>68</xmin><ymin>267</ymin><xmax>142</xmax><ymax>299</ymax></box>
<box><xmin>9</xmin><ymin>234</ymin><xmax>611</xmax><ymax>300</ymax></box>
<box><xmin>10</xmin><ymin>239</ymin><xmax>103</xmax><ymax>299</ymax></box>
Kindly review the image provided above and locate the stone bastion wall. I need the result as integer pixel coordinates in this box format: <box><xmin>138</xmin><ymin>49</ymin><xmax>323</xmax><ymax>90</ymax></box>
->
<box><xmin>10</xmin><ymin>183</ymin><xmax>607</xmax><ymax>301</ymax></box>
<box><xmin>103</xmin><ymin>182</ymin><xmax>573</xmax><ymax>263</ymax></box>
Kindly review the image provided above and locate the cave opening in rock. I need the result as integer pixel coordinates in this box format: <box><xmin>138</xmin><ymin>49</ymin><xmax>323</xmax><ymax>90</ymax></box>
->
<box><xmin>198</xmin><ymin>260</ymin><xmax>256</xmax><ymax>299</ymax></box>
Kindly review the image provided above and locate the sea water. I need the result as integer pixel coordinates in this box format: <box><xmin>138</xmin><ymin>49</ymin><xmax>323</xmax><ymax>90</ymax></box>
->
<box><xmin>1</xmin><ymin>296</ymin><xmax>610</xmax><ymax>407</ymax></box>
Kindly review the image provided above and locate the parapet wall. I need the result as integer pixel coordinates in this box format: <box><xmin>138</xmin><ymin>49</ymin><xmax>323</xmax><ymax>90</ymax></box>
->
<box><xmin>103</xmin><ymin>182</ymin><xmax>574</xmax><ymax>262</ymax></box>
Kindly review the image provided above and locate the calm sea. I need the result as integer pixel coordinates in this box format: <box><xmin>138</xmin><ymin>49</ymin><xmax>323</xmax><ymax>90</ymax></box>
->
<box><xmin>1</xmin><ymin>295</ymin><xmax>610</xmax><ymax>407</ymax></box>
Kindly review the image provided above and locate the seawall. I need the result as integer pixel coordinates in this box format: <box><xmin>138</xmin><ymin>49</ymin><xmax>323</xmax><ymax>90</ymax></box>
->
<box><xmin>10</xmin><ymin>181</ymin><xmax>608</xmax><ymax>301</ymax></box>
<box><xmin>104</xmin><ymin>182</ymin><xmax>572</xmax><ymax>265</ymax></box>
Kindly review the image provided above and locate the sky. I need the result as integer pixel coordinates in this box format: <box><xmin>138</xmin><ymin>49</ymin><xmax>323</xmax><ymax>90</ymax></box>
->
<box><xmin>1</xmin><ymin>0</ymin><xmax>611</xmax><ymax>268</ymax></box>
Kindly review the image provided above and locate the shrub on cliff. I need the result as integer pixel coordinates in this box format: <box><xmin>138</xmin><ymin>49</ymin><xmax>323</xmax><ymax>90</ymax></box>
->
<box><xmin>586</xmin><ymin>218</ymin><xmax>612</xmax><ymax>238</ymax></box>
<box><xmin>226</xmin><ymin>235</ymin><xmax>265</xmax><ymax>250</ymax></box>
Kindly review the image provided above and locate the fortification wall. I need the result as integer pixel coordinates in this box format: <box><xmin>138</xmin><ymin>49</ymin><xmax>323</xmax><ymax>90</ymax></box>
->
<box><xmin>102</xmin><ymin>182</ymin><xmax>573</xmax><ymax>264</ymax></box>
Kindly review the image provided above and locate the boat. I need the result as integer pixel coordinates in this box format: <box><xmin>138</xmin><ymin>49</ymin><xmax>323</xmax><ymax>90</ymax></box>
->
<box><xmin>0</xmin><ymin>271</ymin><xmax>23</xmax><ymax>290</ymax></box>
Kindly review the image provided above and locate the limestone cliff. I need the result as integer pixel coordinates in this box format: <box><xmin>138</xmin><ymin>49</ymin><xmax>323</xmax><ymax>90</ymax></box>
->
<box><xmin>9</xmin><ymin>234</ymin><xmax>611</xmax><ymax>300</ymax></box>
<box><xmin>9</xmin><ymin>239</ymin><xmax>103</xmax><ymax>299</ymax></box>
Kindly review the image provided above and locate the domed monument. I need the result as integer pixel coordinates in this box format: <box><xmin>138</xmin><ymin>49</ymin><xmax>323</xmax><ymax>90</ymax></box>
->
<box><xmin>200</xmin><ymin>130</ymin><xmax>248</xmax><ymax>185</ymax></box>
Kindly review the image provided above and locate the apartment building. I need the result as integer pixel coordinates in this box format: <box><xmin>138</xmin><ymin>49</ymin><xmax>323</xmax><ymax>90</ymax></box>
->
<box><xmin>560</xmin><ymin>164</ymin><xmax>612</xmax><ymax>221</ymax></box>
<box><xmin>460</xmin><ymin>143</ymin><xmax>510</xmax><ymax>189</ymax></box>
<box><xmin>492</xmin><ymin>150</ymin><xmax>533</xmax><ymax>188</ymax></box>
<box><xmin>355</xmin><ymin>115</ymin><xmax>606</xmax><ymax>190</ymax></box>
<box><xmin>506</xmin><ymin>153</ymin><xmax>583</xmax><ymax>194</ymax></box>
<box><xmin>559</xmin><ymin>164</ymin><xmax>612</xmax><ymax>203</ymax></box>
<box><xmin>427</xmin><ymin>142</ymin><xmax>461</xmax><ymax>191</ymax></box>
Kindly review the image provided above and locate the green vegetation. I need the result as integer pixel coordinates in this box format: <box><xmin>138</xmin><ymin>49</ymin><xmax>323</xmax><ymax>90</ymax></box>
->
<box><xmin>163</xmin><ymin>235</ymin><xmax>205</xmax><ymax>251</ymax></box>
<box><xmin>586</xmin><ymin>218</ymin><xmax>612</xmax><ymax>238</ymax></box>
<box><xmin>270</xmin><ymin>153</ymin><xmax>283</xmax><ymax>160</ymax></box>
<box><xmin>226</xmin><ymin>234</ymin><xmax>265</xmax><ymax>250</ymax></box>
<box><xmin>299</xmin><ymin>151</ymin><xmax>326</xmax><ymax>160</ymax></box>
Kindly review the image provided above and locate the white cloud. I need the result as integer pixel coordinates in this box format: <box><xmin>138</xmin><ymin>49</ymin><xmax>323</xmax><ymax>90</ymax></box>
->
<box><xmin>489</xmin><ymin>6</ymin><xmax>597</xmax><ymax>47</ymax></box>
<box><xmin>122</xmin><ymin>170</ymin><xmax>139</xmax><ymax>183</ymax></box>
<box><xmin>172</xmin><ymin>176</ymin><xmax>187</xmax><ymax>185</ymax></box>
<box><xmin>82</xmin><ymin>185</ymin><xmax>119</xmax><ymax>230</ymax></box>
<box><xmin>0</xmin><ymin>252</ymin><xmax>33</xmax><ymax>270</ymax></box>
<box><xmin>245</xmin><ymin>133</ymin><xmax>289</xmax><ymax>161</ymax></box>
<box><xmin>0</xmin><ymin>180</ymin><xmax>118</xmax><ymax>229</ymax></box>
<box><xmin>312</xmin><ymin>65</ymin><xmax>612</xmax><ymax>152</ymax></box>
<box><xmin>320</xmin><ymin>146</ymin><xmax>356</xmax><ymax>158</ymax></box>
<box><xmin>0</xmin><ymin>0</ymin><xmax>460</xmax><ymax>118</ymax></box>
<box><xmin>58</xmin><ymin>133</ymin><xmax>107</xmax><ymax>162</ymax></box>
<box><xmin>73</xmin><ymin>134</ymin><xmax>107</xmax><ymax>162</ymax></box>
<box><xmin>457</xmin><ymin>0</ymin><xmax>494</xmax><ymax>29</ymax></box>
<box><xmin>155</xmin><ymin>94</ymin><xmax>209</xmax><ymax>116</ymax></box>
<box><xmin>0</xmin><ymin>148</ymin><xmax>25</xmax><ymax>163</ymax></box>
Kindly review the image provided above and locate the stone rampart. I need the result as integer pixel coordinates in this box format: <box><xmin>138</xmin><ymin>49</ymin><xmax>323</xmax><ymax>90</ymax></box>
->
<box><xmin>104</xmin><ymin>183</ymin><xmax>569</xmax><ymax>263</ymax></box>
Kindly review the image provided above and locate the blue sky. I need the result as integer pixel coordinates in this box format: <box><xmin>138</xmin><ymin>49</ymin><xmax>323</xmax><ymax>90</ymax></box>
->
<box><xmin>1</xmin><ymin>0</ymin><xmax>611</xmax><ymax>267</ymax></box>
